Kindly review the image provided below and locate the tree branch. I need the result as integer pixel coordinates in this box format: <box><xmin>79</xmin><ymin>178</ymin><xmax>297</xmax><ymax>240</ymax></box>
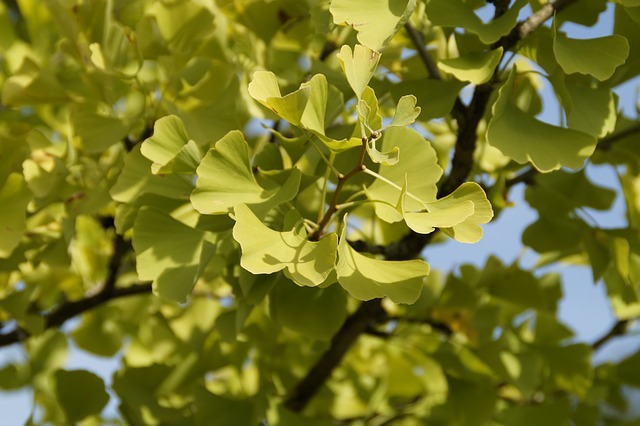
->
<box><xmin>0</xmin><ymin>233</ymin><xmax>152</xmax><ymax>348</ymax></box>
<box><xmin>282</xmin><ymin>0</ymin><xmax>581</xmax><ymax>413</ymax></box>
<box><xmin>592</xmin><ymin>319</ymin><xmax>630</xmax><ymax>351</ymax></box>
<box><xmin>283</xmin><ymin>298</ymin><xmax>387</xmax><ymax>411</ymax></box>
<box><xmin>598</xmin><ymin>122</ymin><xmax>640</xmax><ymax>151</ymax></box>
<box><xmin>404</xmin><ymin>22</ymin><xmax>442</xmax><ymax>80</ymax></box>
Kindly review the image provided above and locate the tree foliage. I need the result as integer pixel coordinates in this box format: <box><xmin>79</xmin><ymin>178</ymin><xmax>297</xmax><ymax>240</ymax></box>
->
<box><xmin>0</xmin><ymin>0</ymin><xmax>639</xmax><ymax>424</ymax></box>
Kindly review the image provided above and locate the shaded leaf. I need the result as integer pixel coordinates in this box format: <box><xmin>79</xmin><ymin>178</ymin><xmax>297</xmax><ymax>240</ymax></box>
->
<box><xmin>54</xmin><ymin>370</ymin><xmax>109</xmax><ymax>423</ymax></box>
<box><xmin>487</xmin><ymin>68</ymin><xmax>596</xmax><ymax>172</ymax></box>
<box><xmin>336</xmin><ymin>44</ymin><xmax>381</xmax><ymax>99</ymax></box>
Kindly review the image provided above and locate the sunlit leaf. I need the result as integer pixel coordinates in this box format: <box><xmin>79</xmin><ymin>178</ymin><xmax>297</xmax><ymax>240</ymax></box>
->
<box><xmin>232</xmin><ymin>204</ymin><xmax>337</xmax><ymax>287</ymax></box>
<box><xmin>336</xmin><ymin>222</ymin><xmax>428</xmax><ymax>303</ymax></box>
<box><xmin>366</xmin><ymin>127</ymin><xmax>442</xmax><ymax>222</ymax></box>
<box><xmin>388</xmin><ymin>95</ymin><xmax>421</xmax><ymax>128</ymax></box>
<box><xmin>330</xmin><ymin>0</ymin><xmax>416</xmax><ymax>51</ymax></box>
<box><xmin>438</xmin><ymin>48</ymin><xmax>503</xmax><ymax>84</ymax></box>
<box><xmin>140</xmin><ymin>115</ymin><xmax>201</xmax><ymax>174</ymax></box>
<box><xmin>248</xmin><ymin>71</ymin><xmax>310</xmax><ymax>126</ymax></box>
<box><xmin>191</xmin><ymin>131</ymin><xmax>301</xmax><ymax>216</ymax></box>
<box><xmin>336</xmin><ymin>44</ymin><xmax>381</xmax><ymax>99</ymax></box>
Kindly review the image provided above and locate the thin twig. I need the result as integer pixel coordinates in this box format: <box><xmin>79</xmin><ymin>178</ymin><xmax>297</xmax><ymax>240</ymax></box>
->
<box><xmin>404</xmin><ymin>22</ymin><xmax>442</xmax><ymax>80</ymax></box>
<box><xmin>599</xmin><ymin>123</ymin><xmax>640</xmax><ymax>151</ymax></box>
<box><xmin>592</xmin><ymin>319</ymin><xmax>630</xmax><ymax>351</ymax></box>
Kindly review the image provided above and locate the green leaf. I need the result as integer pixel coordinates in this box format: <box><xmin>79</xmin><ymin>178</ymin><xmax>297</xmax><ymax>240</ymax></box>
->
<box><xmin>390</xmin><ymin>79</ymin><xmax>466</xmax><ymax>120</ymax></box>
<box><xmin>336</xmin><ymin>222</ymin><xmax>429</xmax><ymax>303</ymax></box>
<box><xmin>191</xmin><ymin>131</ymin><xmax>301</xmax><ymax>216</ymax></box>
<box><xmin>72</xmin><ymin>306</ymin><xmax>124</xmax><ymax>357</ymax></box>
<box><xmin>110</xmin><ymin>146</ymin><xmax>195</xmax><ymax>202</ymax></box>
<box><xmin>71</xmin><ymin>107</ymin><xmax>129</xmax><ymax>154</ymax></box>
<box><xmin>388</xmin><ymin>95</ymin><xmax>421</xmax><ymax>128</ymax></box>
<box><xmin>436</xmin><ymin>183</ymin><xmax>494</xmax><ymax>244</ymax></box>
<box><xmin>564</xmin><ymin>85</ymin><xmax>616</xmax><ymax>138</ymax></box>
<box><xmin>194</xmin><ymin>388</ymin><xmax>258</xmax><ymax>426</ymax></box>
<box><xmin>366</xmin><ymin>136</ymin><xmax>400</xmax><ymax>166</ymax></box>
<box><xmin>336</xmin><ymin>44</ymin><xmax>381</xmax><ymax>100</ymax></box>
<box><xmin>553</xmin><ymin>22</ymin><xmax>630</xmax><ymax>81</ymax></box>
<box><xmin>300</xmin><ymin>74</ymin><xmax>329</xmax><ymax>135</ymax></box>
<box><xmin>437</xmin><ymin>47</ymin><xmax>503</xmax><ymax>85</ymax></box>
<box><xmin>0</xmin><ymin>173</ymin><xmax>31</xmax><ymax>258</ymax></box>
<box><xmin>535</xmin><ymin>344</ymin><xmax>593</xmax><ymax>396</ymax></box>
<box><xmin>133</xmin><ymin>207</ymin><xmax>216</xmax><ymax>303</ymax></box>
<box><xmin>426</xmin><ymin>0</ymin><xmax>527</xmax><ymax>44</ymax></box>
<box><xmin>487</xmin><ymin>68</ymin><xmax>596</xmax><ymax>172</ymax></box>
<box><xmin>232</xmin><ymin>204</ymin><xmax>337</xmax><ymax>287</ymax></box>
<box><xmin>330</xmin><ymin>0</ymin><xmax>416</xmax><ymax>51</ymax></box>
<box><xmin>366</xmin><ymin>127</ymin><xmax>442</xmax><ymax>223</ymax></box>
<box><xmin>140</xmin><ymin>115</ymin><xmax>201</xmax><ymax>174</ymax></box>
<box><xmin>54</xmin><ymin>370</ymin><xmax>109</xmax><ymax>423</ymax></box>
<box><xmin>248</xmin><ymin>71</ymin><xmax>310</xmax><ymax>126</ymax></box>
<box><xmin>269</xmin><ymin>278</ymin><xmax>348</xmax><ymax>340</ymax></box>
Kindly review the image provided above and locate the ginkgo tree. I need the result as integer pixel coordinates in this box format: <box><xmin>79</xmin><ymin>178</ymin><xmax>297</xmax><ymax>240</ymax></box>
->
<box><xmin>0</xmin><ymin>0</ymin><xmax>639</xmax><ymax>424</ymax></box>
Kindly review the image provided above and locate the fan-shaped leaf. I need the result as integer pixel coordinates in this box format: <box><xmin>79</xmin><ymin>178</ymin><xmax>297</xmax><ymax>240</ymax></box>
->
<box><xmin>336</xmin><ymin>224</ymin><xmax>428</xmax><ymax>304</ymax></box>
<box><xmin>232</xmin><ymin>204</ymin><xmax>337</xmax><ymax>287</ymax></box>
<box><xmin>337</xmin><ymin>45</ymin><xmax>381</xmax><ymax>100</ymax></box>
<box><xmin>438</xmin><ymin>48</ymin><xmax>503</xmax><ymax>85</ymax></box>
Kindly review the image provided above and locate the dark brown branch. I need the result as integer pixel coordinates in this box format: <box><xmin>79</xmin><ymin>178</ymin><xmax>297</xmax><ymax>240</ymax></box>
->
<box><xmin>283</xmin><ymin>0</ymin><xmax>581</xmax><ymax>413</ymax></box>
<box><xmin>404</xmin><ymin>22</ymin><xmax>442</xmax><ymax>80</ymax></box>
<box><xmin>0</xmin><ymin>283</ymin><xmax>151</xmax><ymax>348</ymax></box>
<box><xmin>598</xmin><ymin>123</ymin><xmax>640</xmax><ymax>151</ymax></box>
<box><xmin>283</xmin><ymin>299</ymin><xmax>387</xmax><ymax>411</ymax></box>
<box><xmin>0</xmin><ymin>233</ymin><xmax>151</xmax><ymax>348</ymax></box>
<box><xmin>592</xmin><ymin>319</ymin><xmax>630</xmax><ymax>351</ymax></box>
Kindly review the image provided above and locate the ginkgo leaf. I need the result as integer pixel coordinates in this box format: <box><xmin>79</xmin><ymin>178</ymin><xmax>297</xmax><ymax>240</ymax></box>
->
<box><xmin>191</xmin><ymin>131</ymin><xmax>301</xmax><ymax>215</ymax></box>
<box><xmin>434</xmin><ymin>183</ymin><xmax>494</xmax><ymax>244</ymax></box>
<box><xmin>388</xmin><ymin>95</ymin><xmax>421</xmax><ymax>127</ymax></box>
<box><xmin>140</xmin><ymin>115</ymin><xmax>201</xmax><ymax>174</ymax></box>
<box><xmin>403</xmin><ymin>196</ymin><xmax>475</xmax><ymax>235</ymax></box>
<box><xmin>232</xmin><ymin>204</ymin><xmax>337</xmax><ymax>287</ymax></box>
<box><xmin>248</xmin><ymin>71</ymin><xmax>310</xmax><ymax>126</ymax></box>
<box><xmin>564</xmin><ymin>85</ymin><xmax>616</xmax><ymax>138</ymax></box>
<box><xmin>337</xmin><ymin>45</ymin><xmax>380</xmax><ymax>100</ymax></box>
<box><xmin>110</xmin><ymin>146</ymin><xmax>194</xmax><ymax>202</ymax></box>
<box><xmin>336</xmin><ymin>223</ymin><xmax>428</xmax><ymax>304</ymax></box>
<box><xmin>553</xmin><ymin>22</ymin><xmax>629</xmax><ymax>81</ymax></box>
<box><xmin>133</xmin><ymin>207</ymin><xmax>216</xmax><ymax>303</ymax></box>
<box><xmin>438</xmin><ymin>48</ymin><xmax>504</xmax><ymax>85</ymax></box>
<box><xmin>330</xmin><ymin>0</ymin><xmax>416</xmax><ymax>51</ymax></box>
<box><xmin>269</xmin><ymin>279</ymin><xmax>348</xmax><ymax>340</ymax></box>
<box><xmin>0</xmin><ymin>173</ymin><xmax>31</xmax><ymax>258</ymax></box>
<box><xmin>71</xmin><ymin>108</ymin><xmax>129</xmax><ymax>154</ymax></box>
<box><xmin>300</xmin><ymin>74</ymin><xmax>329</xmax><ymax>135</ymax></box>
<box><xmin>366</xmin><ymin>137</ymin><xmax>399</xmax><ymax>165</ymax></box>
<box><xmin>390</xmin><ymin>79</ymin><xmax>465</xmax><ymax>120</ymax></box>
<box><xmin>487</xmin><ymin>68</ymin><xmax>597</xmax><ymax>172</ymax></box>
<box><xmin>54</xmin><ymin>370</ymin><xmax>109</xmax><ymax>423</ymax></box>
<box><xmin>366</xmin><ymin>127</ymin><xmax>442</xmax><ymax>222</ymax></box>
<box><xmin>426</xmin><ymin>0</ymin><xmax>526</xmax><ymax>44</ymax></box>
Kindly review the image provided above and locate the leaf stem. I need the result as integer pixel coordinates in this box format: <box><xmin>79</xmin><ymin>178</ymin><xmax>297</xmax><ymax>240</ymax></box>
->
<box><xmin>309</xmin><ymin>138</ymin><xmax>368</xmax><ymax>240</ymax></box>
<box><xmin>362</xmin><ymin>168</ymin><xmax>424</xmax><ymax>204</ymax></box>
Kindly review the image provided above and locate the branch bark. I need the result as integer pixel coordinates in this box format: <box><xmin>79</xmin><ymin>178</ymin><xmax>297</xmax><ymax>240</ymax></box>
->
<box><xmin>0</xmin><ymin>233</ymin><xmax>152</xmax><ymax>348</ymax></box>
<box><xmin>283</xmin><ymin>0</ymin><xmax>582</xmax><ymax>413</ymax></box>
